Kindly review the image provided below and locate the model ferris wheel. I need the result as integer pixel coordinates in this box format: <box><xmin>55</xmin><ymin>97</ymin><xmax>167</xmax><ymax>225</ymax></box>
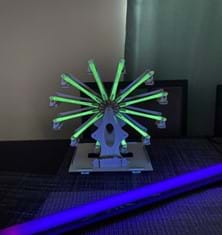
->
<box><xmin>49</xmin><ymin>59</ymin><xmax>168</xmax><ymax>172</ymax></box>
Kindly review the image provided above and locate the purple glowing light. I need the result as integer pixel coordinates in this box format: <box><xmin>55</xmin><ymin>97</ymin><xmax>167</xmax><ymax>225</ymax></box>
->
<box><xmin>1</xmin><ymin>163</ymin><xmax>222</xmax><ymax>235</ymax></box>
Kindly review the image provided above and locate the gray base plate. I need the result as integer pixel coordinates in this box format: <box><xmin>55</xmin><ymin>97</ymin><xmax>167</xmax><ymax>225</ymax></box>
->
<box><xmin>69</xmin><ymin>142</ymin><xmax>153</xmax><ymax>174</ymax></box>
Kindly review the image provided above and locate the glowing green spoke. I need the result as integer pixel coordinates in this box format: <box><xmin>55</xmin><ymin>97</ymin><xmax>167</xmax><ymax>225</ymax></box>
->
<box><xmin>71</xmin><ymin>112</ymin><xmax>103</xmax><ymax>140</ymax></box>
<box><xmin>56</xmin><ymin>92</ymin><xmax>93</xmax><ymax>102</ymax></box>
<box><xmin>119</xmin><ymin>91</ymin><xmax>168</xmax><ymax>107</ymax></box>
<box><xmin>88</xmin><ymin>60</ymin><xmax>108</xmax><ymax>101</ymax></box>
<box><xmin>124</xmin><ymin>89</ymin><xmax>163</xmax><ymax>101</ymax></box>
<box><xmin>116</xmin><ymin>71</ymin><xmax>154</xmax><ymax>103</ymax></box>
<box><xmin>110</xmin><ymin>59</ymin><xmax>125</xmax><ymax>101</ymax></box>
<box><xmin>58</xmin><ymin>107</ymin><xmax>92</xmax><ymax>116</ymax></box>
<box><xmin>61</xmin><ymin>73</ymin><xmax>102</xmax><ymax>103</ymax></box>
<box><xmin>120</xmin><ymin>108</ymin><xmax>167</xmax><ymax>122</ymax></box>
<box><xmin>117</xmin><ymin>113</ymin><xmax>150</xmax><ymax>138</ymax></box>
<box><xmin>53</xmin><ymin>109</ymin><xmax>98</xmax><ymax>123</ymax></box>
<box><xmin>96</xmin><ymin>141</ymin><xmax>101</xmax><ymax>148</ymax></box>
<box><xmin>121</xmin><ymin>139</ymin><xmax>127</xmax><ymax>148</ymax></box>
<box><xmin>123</xmin><ymin>113</ymin><xmax>148</xmax><ymax>132</ymax></box>
<box><xmin>49</xmin><ymin>96</ymin><xmax>98</xmax><ymax>107</ymax></box>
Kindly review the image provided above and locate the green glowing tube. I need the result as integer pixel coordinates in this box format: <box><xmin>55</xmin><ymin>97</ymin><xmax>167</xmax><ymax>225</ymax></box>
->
<box><xmin>96</xmin><ymin>141</ymin><xmax>101</xmax><ymax>149</ymax></box>
<box><xmin>120</xmin><ymin>108</ymin><xmax>167</xmax><ymax>122</ymax></box>
<box><xmin>124</xmin><ymin>89</ymin><xmax>164</xmax><ymax>101</ymax></box>
<box><xmin>121</xmin><ymin>139</ymin><xmax>127</xmax><ymax>148</ymax></box>
<box><xmin>123</xmin><ymin>113</ymin><xmax>148</xmax><ymax>132</ymax></box>
<box><xmin>96</xmin><ymin>141</ymin><xmax>100</xmax><ymax>146</ymax></box>
<box><xmin>88</xmin><ymin>60</ymin><xmax>108</xmax><ymax>101</ymax></box>
<box><xmin>116</xmin><ymin>71</ymin><xmax>154</xmax><ymax>103</ymax></box>
<box><xmin>117</xmin><ymin>113</ymin><xmax>150</xmax><ymax>138</ymax></box>
<box><xmin>61</xmin><ymin>73</ymin><xmax>102</xmax><ymax>103</ymax></box>
<box><xmin>119</xmin><ymin>92</ymin><xmax>168</xmax><ymax>108</ymax></box>
<box><xmin>110</xmin><ymin>59</ymin><xmax>125</xmax><ymax>101</ymax></box>
<box><xmin>71</xmin><ymin>112</ymin><xmax>103</xmax><ymax>140</ymax></box>
<box><xmin>53</xmin><ymin>109</ymin><xmax>98</xmax><ymax>123</ymax></box>
<box><xmin>50</xmin><ymin>96</ymin><xmax>98</xmax><ymax>108</ymax></box>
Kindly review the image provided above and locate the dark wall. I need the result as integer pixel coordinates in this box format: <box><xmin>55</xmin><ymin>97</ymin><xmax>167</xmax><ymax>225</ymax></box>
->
<box><xmin>125</xmin><ymin>0</ymin><xmax>222</xmax><ymax>136</ymax></box>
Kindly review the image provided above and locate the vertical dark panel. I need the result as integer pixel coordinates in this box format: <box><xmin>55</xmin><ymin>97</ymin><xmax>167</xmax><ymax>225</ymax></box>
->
<box><xmin>125</xmin><ymin>0</ymin><xmax>222</xmax><ymax>136</ymax></box>
<box><xmin>124</xmin><ymin>0</ymin><xmax>141</xmax><ymax>80</ymax></box>
<box><xmin>215</xmin><ymin>85</ymin><xmax>222</xmax><ymax>136</ymax></box>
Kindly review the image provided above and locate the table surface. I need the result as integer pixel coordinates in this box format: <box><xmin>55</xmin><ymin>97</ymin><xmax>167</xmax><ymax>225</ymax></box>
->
<box><xmin>0</xmin><ymin>138</ymin><xmax>222</xmax><ymax>234</ymax></box>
